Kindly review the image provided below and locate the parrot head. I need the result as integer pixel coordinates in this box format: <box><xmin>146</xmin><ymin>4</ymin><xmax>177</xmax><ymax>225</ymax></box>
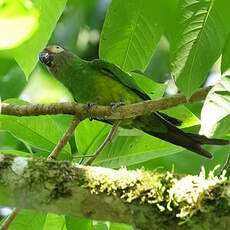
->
<box><xmin>39</xmin><ymin>45</ymin><xmax>75</xmax><ymax>74</ymax></box>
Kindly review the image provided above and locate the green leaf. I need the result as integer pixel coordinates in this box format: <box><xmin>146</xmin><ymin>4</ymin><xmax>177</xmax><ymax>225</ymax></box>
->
<box><xmin>75</xmin><ymin>119</ymin><xmax>110</xmax><ymax>156</ymax></box>
<box><xmin>0</xmin><ymin>0</ymin><xmax>38</xmax><ymax>50</ymax></box>
<box><xmin>1</xmin><ymin>99</ymin><xmax>71</xmax><ymax>159</ymax></box>
<box><xmin>99</xmin><ymin>0</ymin><xmax>162</xmax><ymax>71</ymax></box>
<box><xmin>131</xmin><ymin>72</ymin><xmax>166</xmax><ymax>100</ymax></box>
<box><xmin>110</xmin><ymin>223</ymin><xmax>133</xmax><ymax>230</ymax></box>
<box><xmin>221</xmin><ymin>35</ymin><xmax>230</xmax><ymax>73</ymax></box>
<box><xmin>162</xmin><ymin>105</ymin><xmax>200</xmax><ymax>128</ymax></box>
<box><xmin>170</xmin><ymin>0</ymin><xmax>230</xmax><ymax>98</ymax></box>
<box><xmin>43</xmin><ymin>214</ymin><xmax>67</xmax><ymax>230</ymax></box>
<box><xmin>0</xmin><ymin>149</ymin><xmax>31</xmax><ymax>157</ymax></box>
<box><xmin>5</xmin><ymin>0</ymin><xmax>67</xmax><ymax>77</ymax></box>
<box><xmin>20</xmin><ymin>67</ymin><xmax>73</xmax><ymax>103</ymax></box>
<box><xmin>3</xmin><ymin>209</ymin><xmax>47</xmax><ymax>230</ymax></box>
<box><xmin>0</xmin><ymin>115</ymin><xmax>71</xmax><ymax>159</ymax></box>
<box><xmin>200</xmin><ymin>75</ymin><xmax>230</xmax><ymax>137</ymax></box>
<box><xmin>65</xmin><ymin>216</ymin><xmax>92</xmax><ymax>230</ymax></box>
<box><xmin>130</xmin><ymin>145</ymin><xmax>229</xmax><ymax>175</ymax></box>
<box><xmin>93</xmin><ymin>221</ymin><xmax>108</xmax><ymax>230</ymax></box>
<box><xmin>0</xmin><ymin>61</ymin><xmax>26</xmax><ymax>100</ymax></box>
<box><xmin>75</xmin><ymin>120</ymin><xmax>182</xmax><ymax>168</ymax></box>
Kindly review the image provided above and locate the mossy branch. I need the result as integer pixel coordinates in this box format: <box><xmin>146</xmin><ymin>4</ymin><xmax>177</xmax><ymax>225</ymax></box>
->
<box><xmin>0</xmin><ymin>154</ymin><xmax>230</xmax><ymax>230</ymax></box>
<box><xmin>1</xmin><ymin>87</ymin><xmax>211</xmax><ymax>119</ymax></box>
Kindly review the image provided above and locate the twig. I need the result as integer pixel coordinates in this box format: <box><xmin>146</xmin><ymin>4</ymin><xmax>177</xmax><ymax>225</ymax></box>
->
<box><xmin>48</xmin><ymin>115</ymin><xmax>81</xmax><ymax>160</ymax></box>
<box><xmin>85</xmin><ymin>120</ymin><xmax>121</xmax><ymax>165</ymax></box>
<box><xmin>218</xmin><ymin>151</ymin><xmax>230</xmax><ymax>177</ymax></box>
<box><xmin>0</xmin><ymin>208</ymin><xmax>19</xmax><ymax>230</ymax></box>
<box><xmin>1</xmin><ymin>87</ymin><xmax>211</xmax><ymax>120</ymax></box>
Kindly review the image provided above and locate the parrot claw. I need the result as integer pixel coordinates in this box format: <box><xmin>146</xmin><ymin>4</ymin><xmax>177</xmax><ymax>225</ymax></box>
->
<box><xmin>84</xmin><ymin>102</ymin><xmax>95</xmax><ymax>121</ymax></box>
<box><xmin>111</xmin><ymin>102</ymin><xmax>125</xmax><ymax>110</ymax></box>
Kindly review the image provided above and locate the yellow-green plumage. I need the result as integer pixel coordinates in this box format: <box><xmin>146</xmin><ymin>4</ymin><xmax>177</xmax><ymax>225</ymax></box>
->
<box><xmin>39</xmin><ymin>45</ymin><xmax>230</xmax><ymax>159</ymax></box>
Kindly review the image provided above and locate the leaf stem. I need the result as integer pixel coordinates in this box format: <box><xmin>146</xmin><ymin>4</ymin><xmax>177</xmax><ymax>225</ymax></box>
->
<box><xmin>85</xmin><ymin>120</ymin><xmax>121</xmax><ymax>165</ymax></box>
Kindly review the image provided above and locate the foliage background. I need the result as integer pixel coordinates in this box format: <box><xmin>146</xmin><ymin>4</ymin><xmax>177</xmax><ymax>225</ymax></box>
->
<box><xmin>0</xmin><ymin>0</ymin><xmax>230</xmax><ymax>229</ymax></box>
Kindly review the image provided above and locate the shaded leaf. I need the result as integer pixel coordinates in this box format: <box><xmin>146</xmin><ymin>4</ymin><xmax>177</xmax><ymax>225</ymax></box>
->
<box><xmin>75</xmin><ymin>120</ymin><xmax>182</xmax><ymax>168</ymax></box>
<box><xmin>162</xmin><ymin>105</ymin><xmax>200</xmax><ymax>128</ymax></box>
<box><xmin>129</xmin><ymin>145</ymin><xmax>229</xmax><ymax>175</ymax></box>
<box><xmin>221</xmin><ymin>35</ymin><xmax>230</xmax><ymax>73</ymax></box>
<box><xmin>65</xmin><ymin>216</ymin><xmax>92</xmax><ymax>230</ymax></box>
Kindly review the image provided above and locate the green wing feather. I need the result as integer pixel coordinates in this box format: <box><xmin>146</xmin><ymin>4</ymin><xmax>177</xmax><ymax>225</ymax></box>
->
<box><xmin>90</xmin><ymin>59</ymin><xmax>150</xmax><ymax>100</ymax></box>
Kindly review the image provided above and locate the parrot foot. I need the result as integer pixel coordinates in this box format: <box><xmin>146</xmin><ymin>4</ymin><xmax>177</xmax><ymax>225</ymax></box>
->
<box><xmin>84</xmin><ymin>102</ymin><xmax>95</xmax><ymax>121</ymax></box>
<box><xmin>111</xmin><ymin>102</ymin><xmax>125</xmax><ymax>110</ymax></box>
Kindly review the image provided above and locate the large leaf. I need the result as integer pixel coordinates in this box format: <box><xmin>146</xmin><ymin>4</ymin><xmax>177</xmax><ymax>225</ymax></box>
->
<box><xmin>0</xmin><ymin>61</ymin><xmax>26</xmax><ymax>100</ymax></box>
<box><xmin>110</xmin><ymin>223</ymin><xmax>133</xmax><ymax>230</ymax></box>
<box><xmin>162</xmin><ymin>105</ymin><xmax>200</xmax><ymax>128</ymax></box>
<box><xmin>43</xmin><ymin>214</ymin><xmax>66</xmax><ymax>230</ymax></box>
<box><xmin>4</xmin><ymin>0</ymin><xmax>67</xmax><ymax>77</ymax></box>
<box><xmin>0</xmin><ymin>115</ymin><xmax>71</xmax><ymax>159</ymax></box>
<box><xmin>131</xmin><ymin>72</ymin><xmax>166</xmax><ymax>100</ymax></box>
<box><xmin>200</xmin><ymin>75</ymin><xmax>230</xmax><ymax>137</ymax></box>
<box><xmin>75</xmin><ymin>120</ymin><xmax>182</xmax><ymax>168</ymax></box>
<box><xmin>65</xmin><ymin>216</ymin><xmax>92</xmax><ymax>230</ymax></box>
<box><xmin>75</xmin><ymin>119</ymin><xmax>110</xmax><ymax>156</ymax></box>
<box><xmin>99</xmin><ymin>0</ymin><xmax>162</xmax><ymax>71</ymax></box>
<box><xmin>0</xmin><ymin>0</ymin><xmax>38</xmax><ymax>50</ymax></box>
<box><xmin>0</xmin><ymin>149</ymin><xmax>31</xmax><ymax>157</ymax></box>
<box><xmin>0</xmin><ymin>99</ymin><xmax>71</xmax><ymax>159</ymax></box>
<box><xmin>3</xmin><ymin>210</ymin><xmax>47</xmax><ymax>230</ymax></box>
<box><xmin>129</xmin><ymin>145</ymin><xmax>229</xmax><ymax>175</ymax></box>
<box><xmin>221</xmin><ymin>35</ymin><xmax>230</xmax><ymax>73</ymax></box>
<box><xmin>170</xmin><ymin>0</ymin><xmax>230</xmax><ymax>98</ymax></box>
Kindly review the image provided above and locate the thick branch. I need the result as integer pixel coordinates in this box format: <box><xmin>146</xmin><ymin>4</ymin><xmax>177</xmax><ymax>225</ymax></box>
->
<box><xmin>0</xmin><ymin>154</ymin><xmax>230</xmax><ymax>230</ymax></box>
<box><xmin>1</xmin><ymin>87</ymin><xmax>211</xmax><ymax>120</ymax></box>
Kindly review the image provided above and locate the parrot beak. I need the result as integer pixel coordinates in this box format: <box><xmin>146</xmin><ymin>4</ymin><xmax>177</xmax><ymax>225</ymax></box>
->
<box><xmin>39</xmin><ymin>49</ymin><xmax>53</xmax><ymax>67</ymax></box>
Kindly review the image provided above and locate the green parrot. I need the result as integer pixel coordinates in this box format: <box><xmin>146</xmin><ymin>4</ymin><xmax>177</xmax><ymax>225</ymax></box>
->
<box><xmin>39</xmin><ymin>45</ymin><xmax>229</xmax><ymax>158</ymax></box>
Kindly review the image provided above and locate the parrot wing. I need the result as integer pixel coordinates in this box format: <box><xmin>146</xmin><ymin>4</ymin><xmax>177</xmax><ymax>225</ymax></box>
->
<box><xmin>90</xmin><ymin>59</ymin><xmax>150</xmax><ymax>100</ymax></box>
<box><xmin>90</xmin><ymin>59</ymin><xmax>182</xmax><ymax>126</ymax></box>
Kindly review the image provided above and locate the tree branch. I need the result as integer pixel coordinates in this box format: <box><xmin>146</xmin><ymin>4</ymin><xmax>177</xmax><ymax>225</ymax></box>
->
<box><xmin>1</xmin><ymin>87</ymin><xmax>211</xmax><ymax>119</ymax></box>
<box><xmin>48</xmin><ymin>115</ymin><xmax>81</xmax><ymax>160</ymax></box>
<box><xmin>0</xmin><ymin>154</ymin><xmax>229</xmax><ymax>230</ymax></box>
<box><xmin>85</xmin><ymin>120</ymin><xmax>121</xmax><ymax>165</ymax></box>
<box><xmin>0</xmin><ymin>208</ymin><xmax>19</xmax><ymax>230</ymax></box>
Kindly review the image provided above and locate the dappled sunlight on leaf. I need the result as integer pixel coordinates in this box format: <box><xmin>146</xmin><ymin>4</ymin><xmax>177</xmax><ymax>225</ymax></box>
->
<box><xmin>20</xmin><ymin>67</ymin><xmax>73</xmax><ymax>103</ymax></box>
<box><xmin>0</xmin><ymin>0</ymin><xmax>38</xmax><ymax>49</ymax></box>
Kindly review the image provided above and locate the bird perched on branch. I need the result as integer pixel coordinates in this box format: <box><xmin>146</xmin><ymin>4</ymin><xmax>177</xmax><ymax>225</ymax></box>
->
<box><xmin>39</xmin><ymin>45</ymin><xmax>229</xmax><ymax>158</ymax></box>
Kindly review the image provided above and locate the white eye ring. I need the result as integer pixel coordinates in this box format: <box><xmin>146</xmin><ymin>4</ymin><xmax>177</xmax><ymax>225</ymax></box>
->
<box><xmin>50</xmin><ymin>45</ymin><xmax>64</xmax><ymax>53</ymax></box>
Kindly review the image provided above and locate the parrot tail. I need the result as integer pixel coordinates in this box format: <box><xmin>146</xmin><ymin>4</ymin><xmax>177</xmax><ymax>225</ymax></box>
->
<box><xmin>143</xmin><ymin>113</ymin><xmax>230</xmax><ymax>159</ymax></box>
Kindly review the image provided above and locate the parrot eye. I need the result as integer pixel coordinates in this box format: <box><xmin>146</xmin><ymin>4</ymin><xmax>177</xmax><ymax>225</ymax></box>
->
<box><xmin>52</xmin><ymin>45</ymin><xmax>64</xmax><ymax>53</ymax></box>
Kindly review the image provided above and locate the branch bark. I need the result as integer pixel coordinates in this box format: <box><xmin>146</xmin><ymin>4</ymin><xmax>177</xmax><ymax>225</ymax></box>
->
<box><xmin>1</xmin><ymin>87</ymin><xmax>211</xmax><ymax>120</ymax></box>
<box><xmin>0</xmin><ymin>154</ymin><xmax>230</xmax><ymax>230</ymax></box>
